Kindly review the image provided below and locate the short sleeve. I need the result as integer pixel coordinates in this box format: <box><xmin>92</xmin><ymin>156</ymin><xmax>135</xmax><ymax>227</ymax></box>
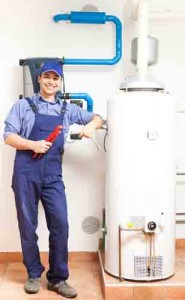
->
<box><xmin>3</xmin><ymin>100</ymin><xmax>26</xmax><ymax>140</ymax></box>
<box><xmin>68</xmin><ymin>103</ymin><xmax>95</xmax><ymax>125</ymax></box>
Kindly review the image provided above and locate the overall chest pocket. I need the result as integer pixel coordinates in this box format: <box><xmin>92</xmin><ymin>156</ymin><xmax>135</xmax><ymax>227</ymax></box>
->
<box><xmin>40</xmin><ymin>123</ymin><xmax>58</xmax><ymax>132</ymax></box>
<box><xmin>40</xmin><ymin>123</ymin><xmax>64</xmax><ymax>151</ymax></box>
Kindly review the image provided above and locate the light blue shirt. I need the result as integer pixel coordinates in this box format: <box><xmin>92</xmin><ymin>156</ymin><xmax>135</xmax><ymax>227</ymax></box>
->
<box><xmin>4</xmin><ymin>93</ymin><xmax>95</xmax><ymax>140</ymax></box>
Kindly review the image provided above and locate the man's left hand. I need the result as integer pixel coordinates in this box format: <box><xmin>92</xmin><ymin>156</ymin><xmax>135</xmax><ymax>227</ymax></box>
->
<box><xmin>79</xmin><ymin>123</ymin><xmax>96</xmax><ymax>139</ymax></box>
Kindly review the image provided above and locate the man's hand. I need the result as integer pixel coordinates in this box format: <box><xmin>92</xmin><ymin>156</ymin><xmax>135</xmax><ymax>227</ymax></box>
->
<box><xmin>31</xmin><ymin>140</ymin><xmax>52</xmax><ymax>154</ymax></box>
<box><xmin>79</xmin><ymin>115</ymin><xmax>103</xmax><ymax>139</ymax></box>
<box><xmin>79</xmin><ymin>123</ymin><xmax>96</xmax><ymax>139</ymax></box>
<box><xmin>4</xmin><ymin>133</ymin><xmax>52</xmax><ymax>153</ymax></box>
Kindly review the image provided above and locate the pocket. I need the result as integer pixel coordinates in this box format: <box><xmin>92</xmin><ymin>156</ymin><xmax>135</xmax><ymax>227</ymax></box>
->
<box><xmin>40</xmin><ymin>123</ymin><xmax>56</xmax><ymax>132</ymax></box>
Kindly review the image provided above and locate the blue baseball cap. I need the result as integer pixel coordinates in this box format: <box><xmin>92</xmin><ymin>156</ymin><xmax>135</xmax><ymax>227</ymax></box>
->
<box><xmin>39</xmin><ymin>61</ymin><xmax>63</xmax><ymax>77</ymax></box>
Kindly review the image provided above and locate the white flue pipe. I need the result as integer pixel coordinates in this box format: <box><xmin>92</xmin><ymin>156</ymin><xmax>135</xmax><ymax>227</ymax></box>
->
<box><xmin>136</xmin><ymin>0</ymin><xmax>149</xmax><ymax>78</ymax></box>
<box><xmin>149</xmin><ymin>10</ymin><xmax>185</xmax><ymax>22</ymax></box>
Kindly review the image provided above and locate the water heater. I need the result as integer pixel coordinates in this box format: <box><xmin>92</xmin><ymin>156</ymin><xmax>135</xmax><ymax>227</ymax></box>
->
<box><xmin>104</xmin><ymin>89</ymin><xmax>176</xmax><ymax>281</ymax></box>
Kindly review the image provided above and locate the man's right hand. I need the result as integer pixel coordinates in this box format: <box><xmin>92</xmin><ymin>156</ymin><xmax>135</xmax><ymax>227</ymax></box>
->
<box><xmin>31</xmin><ymin>140</ymin><xmax>52</xmax><ymax>154</ymax></box>
<box><xmin>4</xmin><ymin>133</ymin><xmax>52</xmax><ymax>152</ymax></box>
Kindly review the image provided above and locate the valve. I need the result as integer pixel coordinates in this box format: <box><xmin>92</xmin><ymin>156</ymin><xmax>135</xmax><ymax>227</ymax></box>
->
<box><xmin>147</xmin><ymin>221</ymin><xmax>156</xmax><ymax>231</ymax></box>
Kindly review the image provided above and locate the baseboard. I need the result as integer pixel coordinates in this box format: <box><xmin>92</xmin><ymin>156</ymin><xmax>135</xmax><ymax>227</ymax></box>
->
<box><xmin>0</xmin><ymin>251</ymin><xmax>98</xmax><ymax>263</ymax></box>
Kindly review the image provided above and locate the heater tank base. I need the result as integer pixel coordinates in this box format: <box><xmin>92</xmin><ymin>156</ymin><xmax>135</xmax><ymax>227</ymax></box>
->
<box><xmin>98</xmin><ymin>250</ymin><xmax>184</xmax><ymax>300</ymax></box>
<box><xmin>104</xmin><ymin>267</ymin><xmax>174</xmax><ymax>282</ymax></box>
<box><xmin>119</xmin><ymin>273</ymin><xmax>174</xmax><ymax>282</ymax></box>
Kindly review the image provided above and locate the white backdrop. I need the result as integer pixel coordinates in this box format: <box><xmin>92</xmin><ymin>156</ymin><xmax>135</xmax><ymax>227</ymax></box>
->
<box><xmin>1</xmin><ymin>0</ymin><xmax>185</xmax><ymax>251</ymax></box>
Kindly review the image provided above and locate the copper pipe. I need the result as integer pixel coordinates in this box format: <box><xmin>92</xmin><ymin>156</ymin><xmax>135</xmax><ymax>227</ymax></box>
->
<box><xmin>118</xmin><ymin>225</ymin><xmax>122</xmax><ymax>282</ymax></box>
<box><xmin>118</xmin><ymin>226</ymin><xmax>143</xmax><ymax>281</ymax></box>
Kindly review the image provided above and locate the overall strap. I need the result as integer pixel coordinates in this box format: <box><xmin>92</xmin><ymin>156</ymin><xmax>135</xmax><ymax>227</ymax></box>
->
<box><xmin>60</xmin><ymin>100</ymin><xmax>67</xmax><ymax>124</ymax></box>
<box><xmin>25</xmin><ymin>97</ymin><xmax>38</xmax><ymax>114</ymax></box>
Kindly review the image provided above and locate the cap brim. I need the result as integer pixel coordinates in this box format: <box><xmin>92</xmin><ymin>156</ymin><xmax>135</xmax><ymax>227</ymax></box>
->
<box><xmin>42</xmin><ymin>69</ymin><xmax>62</xmax><ymax>77</ymax></box>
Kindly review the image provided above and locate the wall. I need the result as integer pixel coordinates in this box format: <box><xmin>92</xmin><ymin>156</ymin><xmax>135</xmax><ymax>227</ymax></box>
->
<box><xmin>1</xmin><ymin>0</ymin><xmax>185</xmax><ymax>251</ymax></box>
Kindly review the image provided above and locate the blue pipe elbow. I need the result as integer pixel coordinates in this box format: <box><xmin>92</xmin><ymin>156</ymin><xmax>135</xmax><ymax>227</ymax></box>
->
<box><xmin>69</xmin><ymin>93</ymin><xmax>93</xmax><ymax>112</ymax></box>
<box><xmin>53</xmin><ymin>14</ymin><xmax>71</xmax><ymax>22</ymax></box>
<box><xmin>58</xmin><ymin>92</ymin><xmax>93</xmax><ymax>112</ymax></box>
<box><xmin>53</xmin><ymin>12</ymin><xmax>122</xmax><ymax>65</ymax></box>
<box><xmin>106</xmin><ymin>15</ymin><xmax>122</xmax><ymax>65</ymax></box>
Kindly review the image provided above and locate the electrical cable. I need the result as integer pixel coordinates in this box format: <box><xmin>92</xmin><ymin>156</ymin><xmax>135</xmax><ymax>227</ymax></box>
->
<box><xmin>60</xmin><ymin>58</ymin><xmax>102</xmax><ymax>151</ymax></box>
<box><xmin>60</xmin><ymin>57</ymin><xmax>76</xmax><ymax>145</ymax></box>
<box><xmin>102</xmin><ymin>121</ymin><xmax>108</xmax><ymax>152</ymax></box>
<box><xmin>61</xmin><ymin>57</ymin><xmax>67</xmax><ymax>101</ymax></box>
<box><xmin>65</xmin><ymin>132</ymin><xmax>75</xmax><ymax>144</ymax></box>
<box><xmin>90</xmin><ymin>137</ymin><xmax>101</xmax><ymax>151</ymax></box>
<box><xmin>103</xmin><ymin>131</ymin><xmax>108</xmax><ymax>152</ymax></box>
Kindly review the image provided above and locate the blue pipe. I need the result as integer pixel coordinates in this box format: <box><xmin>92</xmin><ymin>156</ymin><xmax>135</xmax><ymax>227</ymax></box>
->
<box><xmin>71</xmin><ymin>12</ymin><xmax>106</xmax><ymax>24</ymax></box>
<box><xmin>53</xmin><ymin>12</ymin><xmax>122</xmax><ymax>65</ymax></box>
<box><xmin>60</xmin><ymin>93</ymin><xmax>93</xmax><ymax>112</ymax></box>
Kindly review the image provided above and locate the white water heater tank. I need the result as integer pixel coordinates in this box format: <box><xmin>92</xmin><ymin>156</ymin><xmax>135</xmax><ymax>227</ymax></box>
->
<box><xmin>105</xmin><ymin>90</ymin><xmax>176</xmax><ymax>281</ymax></box>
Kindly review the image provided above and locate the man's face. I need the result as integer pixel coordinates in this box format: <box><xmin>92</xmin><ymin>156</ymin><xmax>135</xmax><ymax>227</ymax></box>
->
<box><xmin>38</xmin><ymin>71</ymin><xmax>62</xmax><ymax>99</ymax></box>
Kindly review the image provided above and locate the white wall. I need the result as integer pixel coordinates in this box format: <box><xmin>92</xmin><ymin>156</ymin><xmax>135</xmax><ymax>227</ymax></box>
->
<box><xmin>1</xmin><ymin>0</ymin><xmax>185</xmax><ymax>252</ymax></box>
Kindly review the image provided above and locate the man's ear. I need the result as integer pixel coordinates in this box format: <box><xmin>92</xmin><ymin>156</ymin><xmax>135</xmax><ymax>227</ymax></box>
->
<box><xmin>38</xmin><ymin>75</ymin><xmax>41</xmax><ymax>83</ymax></box>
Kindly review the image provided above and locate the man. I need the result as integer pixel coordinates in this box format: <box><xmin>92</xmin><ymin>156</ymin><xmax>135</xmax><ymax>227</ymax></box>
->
<box><xmin>4</xmin><ymin>60</ymin><xmax>103</xmax><ymax>298</ymax></box>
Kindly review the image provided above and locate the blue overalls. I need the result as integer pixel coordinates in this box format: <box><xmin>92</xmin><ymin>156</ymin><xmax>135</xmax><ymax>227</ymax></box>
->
<box><xmin>12</xmin><ymin>98</ymin><xmax>69</xmax><ymax>284</ymax></box>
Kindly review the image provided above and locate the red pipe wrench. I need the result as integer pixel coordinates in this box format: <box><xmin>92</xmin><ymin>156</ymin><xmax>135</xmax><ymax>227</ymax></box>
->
<box><xmin>32</xmin><ymin>125</ymin><xmax>63</xmax><ymax>159</ymax></box>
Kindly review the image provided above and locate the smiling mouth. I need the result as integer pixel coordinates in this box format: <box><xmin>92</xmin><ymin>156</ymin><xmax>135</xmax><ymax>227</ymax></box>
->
<box><xmin>45</xmin><ymin>86</ymin><xmax>56</xmax><ymax>89</ymax></box>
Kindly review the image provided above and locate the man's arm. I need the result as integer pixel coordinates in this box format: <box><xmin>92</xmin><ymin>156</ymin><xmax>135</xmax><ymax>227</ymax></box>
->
<box><xmin>79</xmin><ymin>114</ymin><xmax>103</xmax><ymax>138</ymax></box>
<box><xmin>5</xmin><ymin>133</ymin><xmax>52</xmax><ymax>153</ymax></box>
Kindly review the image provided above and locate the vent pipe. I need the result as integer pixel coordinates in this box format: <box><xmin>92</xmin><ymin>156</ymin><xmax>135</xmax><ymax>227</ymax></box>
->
<box><xmin>121</xmin><ymin>0</ymin><xmax>164</xmax><ymax>91</ymax></box>
<box><xmin>136</xmin><ymin>0</ymin><xmax>149</xmax><ymax>78</ymax></box>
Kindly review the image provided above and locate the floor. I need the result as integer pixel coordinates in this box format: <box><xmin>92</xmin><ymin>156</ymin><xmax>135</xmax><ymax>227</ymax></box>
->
<box><xmin>1</xmin><ymin>245</ymin><xmax>185</xmax><ymax>300</ymax></box>
<box><xmin>0</xmin><ymin>255</ymin><xmax>103</xmax><ymax>300</ymax></box>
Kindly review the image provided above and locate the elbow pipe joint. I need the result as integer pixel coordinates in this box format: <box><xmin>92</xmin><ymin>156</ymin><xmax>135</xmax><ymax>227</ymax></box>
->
<box><xmin>53</xmin><ymin>12</ymin><xmax>122</xmax><ymax>65</ymax></box>
<box><xmin>58</xmin><ymin>92</ymin><xmax>93</xmax><ymax>112</ymax></box>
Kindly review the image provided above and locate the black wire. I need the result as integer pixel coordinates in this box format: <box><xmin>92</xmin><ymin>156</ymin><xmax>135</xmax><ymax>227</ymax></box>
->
<box><xmin>62</xmin><ymin>73</ymin><xmax>66</xmax><ymax>98</ymax></box>
<box><xmin>60</xmin><ymin>57</ymin><xmax>67</xmax><ymax>101</ymax></box>
<box><xmin>103</xmin><ymin>131</ymin><xmax>108</xmax><ymax>152</ymax></box>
